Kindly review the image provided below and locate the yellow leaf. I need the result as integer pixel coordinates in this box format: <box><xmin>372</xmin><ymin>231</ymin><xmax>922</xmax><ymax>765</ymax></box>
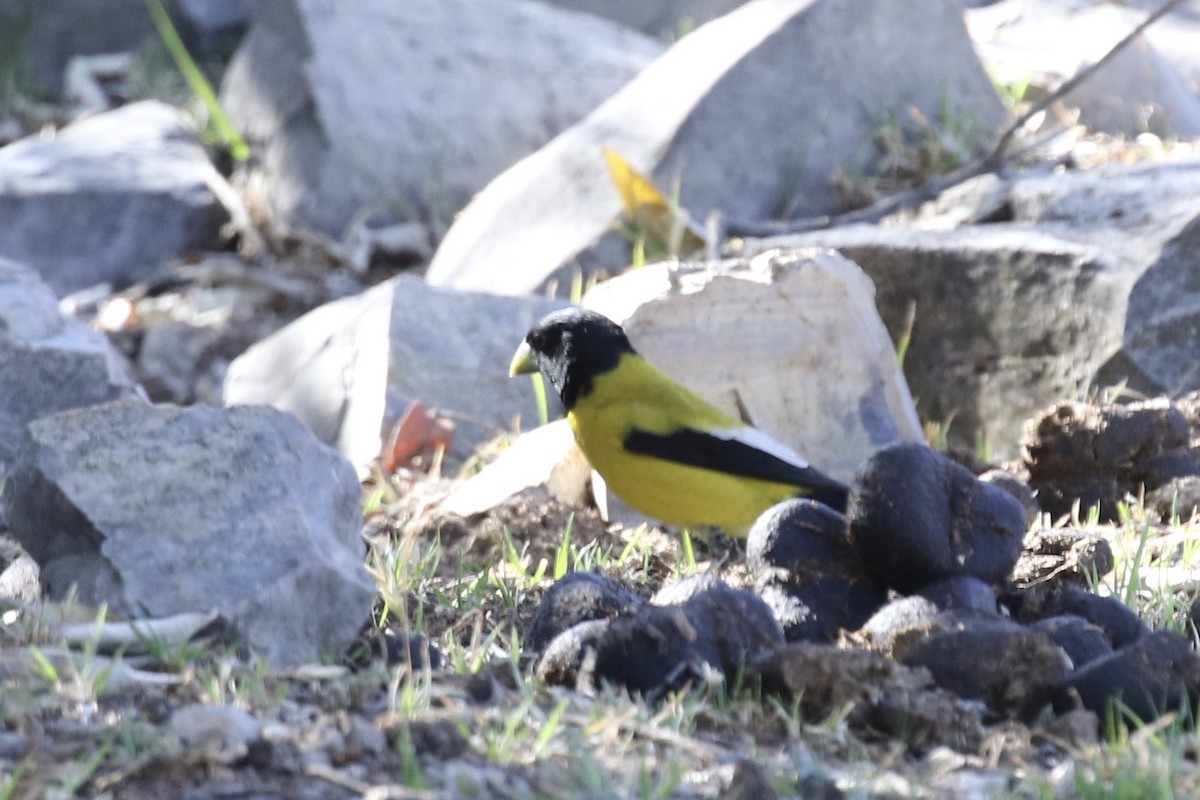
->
<box><xmin>602</xmin><ymin>148</ymin><xmax>706</xmax><ymax>261</ymax></box>
<box><xmin>603</xmin><ymin>148</ymin><xmax>672</xmax><ymax>219</ymax></box>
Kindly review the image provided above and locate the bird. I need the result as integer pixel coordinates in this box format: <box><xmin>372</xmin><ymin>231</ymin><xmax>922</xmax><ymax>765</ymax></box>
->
<box><xmin>509</xmin><ymin>308</ymin><xmax>849</xmax><ymax>537</ymax></box>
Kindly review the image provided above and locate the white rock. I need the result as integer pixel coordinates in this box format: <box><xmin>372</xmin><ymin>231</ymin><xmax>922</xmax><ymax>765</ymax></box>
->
<box><xmin>439</xmin><ymin>420</ymin><xmax>591</xmax><ymax>518</ymax></box>
<box><xmin>0</xmin><ymin>555</ymin><xmax>40</xmax><ymax>603</ymax></box>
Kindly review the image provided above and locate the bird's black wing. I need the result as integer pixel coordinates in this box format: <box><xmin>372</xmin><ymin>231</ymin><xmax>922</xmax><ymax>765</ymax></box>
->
<box><xmin>623</xmin><ymin>427</ymin><xmax>849</xmax><ymax>512</ymax></box>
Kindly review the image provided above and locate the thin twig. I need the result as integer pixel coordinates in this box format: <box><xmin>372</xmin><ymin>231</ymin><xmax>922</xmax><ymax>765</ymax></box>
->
<box><xmin>725</xmin><ymin>0</ymin><xmax>1188</xmax><ymax>240</ymax></box>
<box><xmin>984</xmin><ymin>0</ymin><xmax>1189</xmax><ymax>169</ymax></box>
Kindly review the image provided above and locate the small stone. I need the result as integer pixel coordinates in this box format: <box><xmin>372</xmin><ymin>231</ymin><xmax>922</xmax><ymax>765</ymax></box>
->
<box><xmin>0</xmin><ymin>554</ymin><xmax>40</xmax><ymax>603</ymax></box>
<box><xmin>380</xmin><ymin>633</ymin><xmax>442</xmax><ymax>671</ymax></box>
<box><xmin>1035</xmin><ymin>708</ymin><xmax>1100</xmax><ymax>752</ymax></box>
<box><xmin>400</xmin><ymin>719</ymin><xmax>470</xmax><ymax>761</ymax></box>
<box><xmin>343</xmin><ymin>714</ymin><xmax>386</xmax><ymax>758</ymax></box>
<box><xmin>171</xmin><ymin>703</ymin><xmax>261</xmax><ymax>761</ymax></box>
<box><xmin>0</xmin><ymin>731</ymin><xmax>26</xmax><ymax>761</ymax></box>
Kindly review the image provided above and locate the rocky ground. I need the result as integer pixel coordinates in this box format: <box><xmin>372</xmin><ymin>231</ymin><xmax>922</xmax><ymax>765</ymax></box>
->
<box><xmin>5</xmin><ymin>1</ymin><xmax>1200</xmax><ymax>798</ymax></box>
<box><xmin>2</xmin><ymin>476</ymin><xmax>1199</xmax><ymax>799</ymax></box>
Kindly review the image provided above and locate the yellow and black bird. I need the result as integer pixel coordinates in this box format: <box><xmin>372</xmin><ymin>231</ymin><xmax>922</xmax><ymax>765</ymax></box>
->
<box><xmin>509</xmin><ymin>308</ymin><xmax>849</xmax><ymax>537</ymax></box>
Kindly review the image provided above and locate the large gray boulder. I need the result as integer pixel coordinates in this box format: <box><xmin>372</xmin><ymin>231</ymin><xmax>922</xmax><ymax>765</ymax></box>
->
<box><xmin>0</xmin><ymin>101</ymin><xmax>231</xmax><ymax>296</ymax></box>
<box><xmin>425</xmin><ymin>0</ymin><xmax>1008</xmax><ymax>296</ymax></box>
<box><xmin>744</xmin><ymin>157</ymin><xmax>1200</xmax><ymax>457</ymax></box>
<box><xmin>223</xmin><ymin>276</ymin><xmax>569</xmax><ymax>474</ymax></box>
<box><xmin>2</xmin><ymin>401</ymin><xmax>372</xmax><ymax>667</ymax></box>
<box><xmin>747</xmin><ymin>226</ymin><xmax>1123</xmax><ymax>458</ymax></box>
<box><xmin>0</xmin><ymin>258</ymin><xmax>143</xmax><ymax>482</ymax></box>
<box><xmin>220</xmin><ymin>0</ymin><xmax>662</xmax><ymax>237</ymax></box>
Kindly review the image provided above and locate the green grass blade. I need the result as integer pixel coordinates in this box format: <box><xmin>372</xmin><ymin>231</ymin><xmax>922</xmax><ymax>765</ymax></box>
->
<box><xmin>144</xmin><ymin>0</ymin><xmax>250</xmax><ymax>161</ymax></box>
<box><xmin>554</xmin><ymin>514</ymin><xmax>574</xmax><ymax>580</ymax></box>
<box><xmin>28</xmin><ymin>646</ymin><xmax>59</xmax><ymax>684</ymax></box>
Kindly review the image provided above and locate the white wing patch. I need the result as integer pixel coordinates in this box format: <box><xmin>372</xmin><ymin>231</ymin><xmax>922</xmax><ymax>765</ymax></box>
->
<box><xmin>712</xmin><ymin>426</ymin><xmax>810</xmax><ymax>470</ymax></box>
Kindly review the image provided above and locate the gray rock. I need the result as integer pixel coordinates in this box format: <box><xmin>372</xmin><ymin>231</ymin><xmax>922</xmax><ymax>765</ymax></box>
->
<box><xmin>743</xmin><ymin>157</ymin><xmax>1200</xmax><ymax>456</ymax></box>
<box><xmin>539</xmin><ymin>0</ymin><xmax>750</xmax><ymax>37</ymax></box>
<box><xmin>1122</xmin><ymin>1</ymin><xmax>1200</xmax><ymax>91</ymax></box>
<box><xmin>1122</xmin><ymin>215</ymin><xmax>1200</xmax><ymax>395</ymax></box>
<box><xmin>0</xmin><ymin>258</ymin><xmax>143</xmax><ymax>482</ymax></box>
<box><xmin>747</xmin><ymin>225</ymin><xmax>1122</xmax><ymax>457</ymax></box>
<box><xmin>0</xmin><ymin>101</ymin><xmax>231</xmax><ymax>296</ymax></box>
<box><xmin>1067</xmin><ymin>38</ymin><xmax>1200</xmax><ymax>139</ymax></box>
<box><xmin>136</xmin><ymin>321</ymin><xmax>226</xmax><ymax>404</ymax></box>
<box><xmin>1</xmin><ymin>400</ymin><xmax>372</xmax><ymax>667</ymax></box>
<box><xmin>171</xmin><ymin>703</ymin><xmax>261</xmax><ymax>761</ymax></box>
<box><xmin>0</xmin><ymin>0</ymin><xmax>154</xmax><ymax>96</ymax></box>
<box><xmin>426</xmin><ymin>0</ymin><xmax>1007</xmax><ymax>295</ymax></box>
<box><xmin>223</xmin><ymin>276</ymin><xmax>569</xmax><ymax>474</ymax></box>
<box><xmin>219</xmin><ymin>0</ymin><xmax>662</xmax><ymax>237</ymax></box>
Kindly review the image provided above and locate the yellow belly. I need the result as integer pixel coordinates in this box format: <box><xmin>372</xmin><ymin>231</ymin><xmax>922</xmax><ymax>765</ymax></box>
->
<box><xmin>584</xmin><ymin>440</ymin><xmax>799</xmax><ymax>536</ymax></box>
<box><xmin>566</xmin><ymin>358</ymin><xmax>801</xmax><ymax>536</ymax></box>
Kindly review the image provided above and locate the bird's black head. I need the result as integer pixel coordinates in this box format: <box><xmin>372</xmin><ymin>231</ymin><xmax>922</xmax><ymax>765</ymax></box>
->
<box><xmin>510</xmin><ymin>308</ymin><xmax>636</xmax><ymax>410</ymax></box>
